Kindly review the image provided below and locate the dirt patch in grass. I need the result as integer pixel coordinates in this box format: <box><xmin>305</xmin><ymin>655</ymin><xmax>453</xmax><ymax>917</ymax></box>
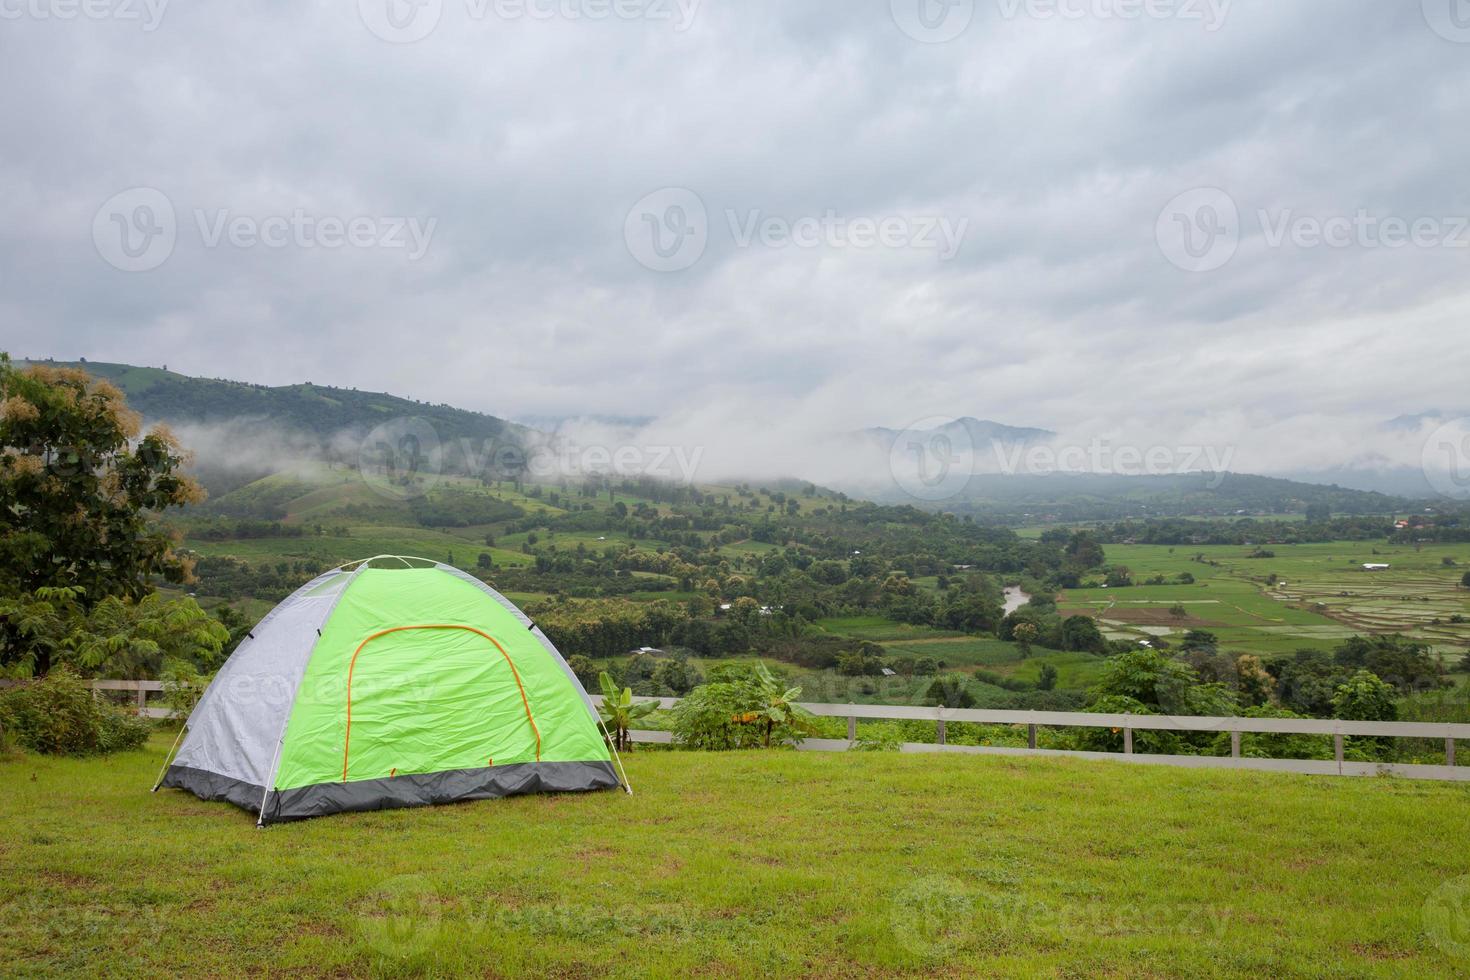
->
<box><xmin>1097</xmin><ymin>608</ymin><xmax>1227</xmax><ymax>628</ymax></box>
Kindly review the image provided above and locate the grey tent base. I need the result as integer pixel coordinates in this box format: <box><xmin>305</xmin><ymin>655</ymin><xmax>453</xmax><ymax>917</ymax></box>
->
<box><xmin>161</xmin><ymin>761</ymin><xmax>620</xmax><ymax>825</ymax></box>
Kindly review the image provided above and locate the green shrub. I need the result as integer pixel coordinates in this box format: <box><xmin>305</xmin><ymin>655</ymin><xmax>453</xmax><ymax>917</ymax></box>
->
<box><xmin>161</xmin><ymin>658</ymin><xmax>213</xmax><ymax>720</ymax></box>
<box><xmin>670</xmin><ymin>663</ymin><xmax>814</xmax><ymax>750</ymax></box>
<box><xmin>0</xmin><ymin>668</ymin><xmax>150</xmax><ymax>756</ymax></box>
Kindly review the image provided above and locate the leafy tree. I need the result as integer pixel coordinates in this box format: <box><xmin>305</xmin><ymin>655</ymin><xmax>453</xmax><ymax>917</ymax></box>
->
<box><xmin>565</xmin><ymin>654</ymin><xmax>598</xmax><ymax>688</ymax></box>
<box><xmin>1332</xmin><ymin>635</ymin><xmax>1445</xmax><ymax>694</ymax></box>
<box><xmin>1271</xmin><ymin>650</ymin><xmax>1351</xmax><ymax>717</ymax></box>
<box><xmin>1</xmin><ymin>357</ymin><xmax>204</xmax><ymax>674</ymax></box>
<box><xmin>0</xmin><ymin>586</ymin><xmax>226</xmax><ymax>680</ymax></box>
<box><xmin>1059</xmin><ymin>615</ymin><xmax>1105</xmax><ymax>653</ymax></box>
<box><xmin>1037</xmin><ymin>663</ymin><xmax>1059</xmax><ymax>692</ymax></box>
<box><xmin>1233</xmin><ymin>655</ymin><xmax>1273</xmax><ymax>708</ymax></box>
<box><xmin>1179</xmin><ymin>630</ymin><xmax>1218</xmax><ymax>654</ymax></box>
<box><xmin>1065</xmin><ymin>531</ymin><xmax>1105</xmax><ymax>569</ymax></box>
<box><xmin>1012</xmin><ymin>621</ymin><xmax>1039</xmax><ymax>658</ymax></box>
<box><xmin>1461</xmin><ymin>570</ymin><xmax>1470</xmax><ymax>589</ymax></box>
<box><xmin>650</xmin><ymin>655</ymin><xmax>703</xmax><ymax>696</ymax></box>
<box><xmin>1088</xmin><ymin>648</ymin><xmax>1236</xmax><ymax>719</ymax></box>
<box><xmin>925</xmin><ymin>674</ymin><xmax>975</xmax><ymax>709</ymax></box>
<box><xmin>1330</xmin><ymin>670</ymin><xmax>1397</xmax><ymax>723</ymax></box>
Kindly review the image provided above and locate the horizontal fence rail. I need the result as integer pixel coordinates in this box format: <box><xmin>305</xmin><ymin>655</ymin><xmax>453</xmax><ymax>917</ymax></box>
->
<box><xmin>589</xmin><ymin>696</ymin><xmax>1470</xmax><ymax>783</ymax></box>
<box><xmin>0</xmin><ymin>678</ymin><xmax>174</xmax><ymax>720</ymax></box>
<box><xmin>19</xmin><ymin>681</ymin><xmax>1463</xmax><ymax>781</ymax></box>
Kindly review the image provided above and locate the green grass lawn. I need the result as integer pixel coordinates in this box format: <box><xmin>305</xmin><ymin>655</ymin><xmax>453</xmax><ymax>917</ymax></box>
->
<box><xmin>5</xmin><ymin>737</ymin><xmax>1469</xmax><ymax>976</ymax></box>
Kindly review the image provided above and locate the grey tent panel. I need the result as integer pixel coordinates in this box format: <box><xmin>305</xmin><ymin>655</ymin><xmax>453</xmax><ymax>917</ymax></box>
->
<box><xmin>171</xmin><ymin>570</ymin><xmax>350</xmax><ymax>788</ymax></box>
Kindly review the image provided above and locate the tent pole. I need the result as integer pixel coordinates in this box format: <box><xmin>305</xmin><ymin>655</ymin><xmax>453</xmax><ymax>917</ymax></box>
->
<box><xmin>257</xmin><ymin>735</ymin><xmax>286</xmax><ymax>828</ymax></box>
<box><xmin>151</xmin><ymin>722</ymin><xmax>188</xmax><ymax>792</ymax></box>
<box><xmin>595</xmin><ymin>716</ymin><xmax>634</xmax><ymax>795</ymax></box>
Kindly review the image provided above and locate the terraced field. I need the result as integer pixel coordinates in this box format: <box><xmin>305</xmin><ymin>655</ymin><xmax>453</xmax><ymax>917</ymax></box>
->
<box><xmin>1063</xmin><ymin>541</ymin><xmax>1470</xmax><ymax>662</ymax></box>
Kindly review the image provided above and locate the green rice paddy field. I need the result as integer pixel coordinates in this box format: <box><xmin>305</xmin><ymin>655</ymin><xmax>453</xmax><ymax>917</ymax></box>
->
<box><xmin>1061</xmin><ymin>541</ymin><xmax>1470</xmax><ymax>662</ymax></box>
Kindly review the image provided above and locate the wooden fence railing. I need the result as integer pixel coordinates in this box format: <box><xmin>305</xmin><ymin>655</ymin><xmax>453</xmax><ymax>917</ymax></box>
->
<box><xmin>80</xmin><ymin>679</ymin><xmax>172</xmax><ymax>719</ymax></box>
<box><xmin>589</xmin><ymin>696</ymin><xmax>1470</xmax><ymax>783</ymax></box>
<box><xmin>38</xmin><ymin>681</ymin><xmax>1468</xmax><ymax>782</ymax></box>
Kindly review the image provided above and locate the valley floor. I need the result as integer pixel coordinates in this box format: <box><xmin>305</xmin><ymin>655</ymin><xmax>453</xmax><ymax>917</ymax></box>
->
<box><xmin>4</xmin><ymin>736</ymin><xmax>1469</xmax><ymax>977</ymax></box>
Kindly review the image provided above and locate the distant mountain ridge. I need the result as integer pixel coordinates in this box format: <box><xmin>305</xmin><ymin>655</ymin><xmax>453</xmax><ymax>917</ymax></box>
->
<box><xmin>17</xmin><ymin>360</ymin><xmax>1428</xmax><ymax>514</ymax></box>
<box><xmin>21</xmin><ymin>359</ymin><xmax>535</xmax><ymax>445</ymax></box>
<box><xmin>862</xmin><ymin>416</ymin><xmax>1055</xmax><ymax>446</ymax></box>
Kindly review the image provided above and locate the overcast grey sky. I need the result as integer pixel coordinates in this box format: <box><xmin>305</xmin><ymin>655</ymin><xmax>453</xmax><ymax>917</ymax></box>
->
<box><xmin>2</xmin><ymin>0</ymin><xmax>1468</xmax><ymax>476</ymax></box>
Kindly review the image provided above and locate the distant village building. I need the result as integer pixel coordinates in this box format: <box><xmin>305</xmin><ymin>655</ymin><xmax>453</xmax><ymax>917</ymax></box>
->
<box><xmin>1362</xmin><ymin>563</ymin><xmax>1390</xmax><ymax>571</ymax></box>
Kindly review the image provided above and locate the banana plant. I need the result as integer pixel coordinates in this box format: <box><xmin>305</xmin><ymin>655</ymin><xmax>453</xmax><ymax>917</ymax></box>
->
<box><xmin>597</xmin><ymin>672</ymin><xmax>658</xmax><ymax>751</ymax></box>
<box><xmin>749</xmin><ymin>662</ymin><xmax>816</xmax><ymax>748</ymax></box>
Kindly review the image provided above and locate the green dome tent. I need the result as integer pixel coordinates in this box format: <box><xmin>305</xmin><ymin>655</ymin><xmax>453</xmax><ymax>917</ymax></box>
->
<box><xmin>156</xmin><ymin>556</ymin><xmax>627</xmax><ymax>825</ymax></box>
